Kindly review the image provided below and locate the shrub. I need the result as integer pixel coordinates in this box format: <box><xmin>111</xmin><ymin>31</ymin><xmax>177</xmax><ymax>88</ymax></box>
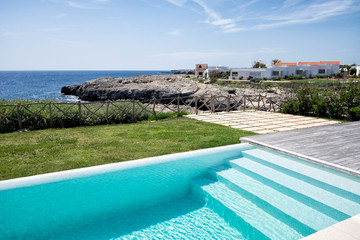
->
<box><xmin>221</xmin><ymin>71</ymin><xmax>231</xmax><ymax>79</ymax></box>
<box><xmin>280</xmin><ymin>82</ymin><xmax>360</xmax><ymax>120</ymax></box>
<box><xmin>250</xmin><ymin>78</ymin><xmax>262</xmax><ymax>83</ymax></box>
<box><xmin>210</xmin><ymin>78</ymin><xmax>217</xmax><ymax>84</ymax></box>
<box><xmin>209</xmin><ymin>70</ymin><xmax>222</xmax><ymax>79</ymax></box>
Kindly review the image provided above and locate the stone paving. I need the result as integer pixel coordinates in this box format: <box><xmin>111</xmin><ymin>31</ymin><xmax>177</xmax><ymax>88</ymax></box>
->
<box><xmin>185</xmin><ymin>111</ymin><xmax>340</xmax><ymax>134</ymax></box>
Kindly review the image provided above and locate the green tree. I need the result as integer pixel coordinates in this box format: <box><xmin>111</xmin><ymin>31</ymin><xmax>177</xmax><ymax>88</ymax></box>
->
<box><xmin>209</xmin><ymin>70</ymin><xmax>222</xmax><ymax>79</ymax></box>
<box><xmin>271</xmin><ymin>59</ymin><xmax>281</xmax><ymax>65</ymax></box>
<box><xmin>252</xmin><ymin>61</ymin><xmax>267</xmax><ymax>68</ymax></box>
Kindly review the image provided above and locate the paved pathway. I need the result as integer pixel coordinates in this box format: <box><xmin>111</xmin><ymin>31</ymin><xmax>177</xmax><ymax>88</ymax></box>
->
<box><xmin>186</xmin><ymin>111</ymin><xmax>339</xmax><ymax>134</ymax></box>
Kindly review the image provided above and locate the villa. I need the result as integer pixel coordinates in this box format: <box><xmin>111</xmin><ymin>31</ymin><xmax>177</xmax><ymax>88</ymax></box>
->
<box><xmin>198</xmin><ymin>61</ymin><xmax>340</xmax><ymax>80</ymax></box>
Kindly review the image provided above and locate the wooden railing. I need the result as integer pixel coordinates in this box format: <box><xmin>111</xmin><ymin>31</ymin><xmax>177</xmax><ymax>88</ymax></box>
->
<box><xmin>0</xmin><ymin>94</ymin><xmax>285</xmax><ymax>132</ymax></box>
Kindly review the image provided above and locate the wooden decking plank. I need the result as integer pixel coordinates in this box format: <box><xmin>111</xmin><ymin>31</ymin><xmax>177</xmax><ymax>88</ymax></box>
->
<box><xmin>241</xmin><ymin>121</ymin><xmax>360</xmax><ymax>173</ymax></box>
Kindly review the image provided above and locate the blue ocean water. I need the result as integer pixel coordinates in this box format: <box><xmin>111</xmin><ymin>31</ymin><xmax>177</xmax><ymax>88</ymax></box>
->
<box><xmin>0</xmin><ymin>71</ymin><xmax>170</xmax><ymax>101</ymax></box>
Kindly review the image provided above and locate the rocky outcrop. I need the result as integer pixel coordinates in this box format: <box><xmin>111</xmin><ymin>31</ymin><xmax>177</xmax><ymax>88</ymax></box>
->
<box><xmin>61</xmin><ymin>75</ymin><xmax>290</xmax><ymax>111</ymax></box>
<box><xmin>61</xmin><ymin>75</ymin><xmax>199</xmax><ymax>101</ymax></box>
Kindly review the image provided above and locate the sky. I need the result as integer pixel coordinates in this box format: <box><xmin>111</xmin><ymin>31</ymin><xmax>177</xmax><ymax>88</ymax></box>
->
<box><xmin>0</xmin><ymin>0</ymin><xmax>360</xmax><ymax>70</ymax></box>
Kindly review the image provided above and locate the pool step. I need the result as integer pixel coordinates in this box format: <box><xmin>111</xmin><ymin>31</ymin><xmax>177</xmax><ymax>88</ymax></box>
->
<box><xmin>241</xmin><ymin>148</ymin><xmax>360</xmax><ymax>202</ymax></box>
<box><xmin>191</xmin><ymin>177</ymin><xmax>304</xmax><ymax>240</ymax></box>
<box><xmin>216</xmin><ymin>168</ymin><xmax>338</xmax><ymax>234</ymax></box>
<box><xmin>230</xmin><ymin>157</ymin><xmax>360</xmax><ymax>220</ymax></box>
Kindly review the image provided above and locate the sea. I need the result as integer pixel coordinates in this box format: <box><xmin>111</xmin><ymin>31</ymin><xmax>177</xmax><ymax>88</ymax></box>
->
<box><xmin>0</xmin><ymin>71</ymin><xmax>171</xmax><ymax>102</ymax></box>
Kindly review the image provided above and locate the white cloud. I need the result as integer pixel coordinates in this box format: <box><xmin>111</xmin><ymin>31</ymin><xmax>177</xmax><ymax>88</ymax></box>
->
<box><xmin>67</xmin><ymin>1</ymin><xmax>94</xmax><ymax>9</ymax></box>
<box><xmin>166</xmin><ymin>0</ymin><xmax>187</xmax><ymax>7</ymax></box>
<box><xmin>168</xmin><ymin>29</ymin><xmax>182</xmax><ymax>35</ymax></box>
<box><xmin>166</xmin><ymin>0</ymin><xmax>360</xmax><ymax>33</ymax></box>
<box><xmin>55</xmin><ymin>13</ymin><xmax>68</xmax><ymax>18</ymax></box>
<box><xmin>254</xmin><ymin>0</ymin><xmax>357</xmax><ymax>30</ymax></box>
<box><xmin>192</xmin><ymin>0</ymin><xmax>239</xmax><ymax>32</ymax></box>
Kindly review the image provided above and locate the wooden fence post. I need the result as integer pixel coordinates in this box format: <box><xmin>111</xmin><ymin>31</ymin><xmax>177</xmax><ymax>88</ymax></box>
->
<box><xmin>16</xmin><ymin>103</ymin><xmax>22</xmax><ymax>130</ymax></box>
<box><xmin>49</xmin><ymin>102</ymin><xmax>53</xmax><ymax>128</ymax></box>
<box><xmin>106</xmin><ymin>101</ymin><xmax>110</xmax><ymax>124</ymax></box>
<box><xmin>195</xmin><ymin>96</ymin><xmax>198</xmax><ymax>115</ymax></box>
<box><xmin>211</xmin><ymin>95</ymin><xmax>215</xmax><ymax>113</ymax></box>
<box><xmin>243</xmin><ymin>95</ymin><xmax>246</xmax><ymax>111</ymax></box>
<box><xmin>177</xmin><ymin>95</ymin><xmax>180</xmax><ymax>117</ymax></box>
<box><xmin>226</xmin><ymin>95</ymin><xmax>230</xmax><ymax>112</ymax></box>
<box><xmin>132</xmin><ymin>99</ymin><xmax>135</xmax><ymax>122</ymax></box>
<box><xmin>152</xmin><ymin>98</ymin><xmax>157</xmax><ymax>121</ymax></box>
<box><xmin>78</xmin><ymin>101</ymin><xmax>82</xmax><ymax>125</ymax></box>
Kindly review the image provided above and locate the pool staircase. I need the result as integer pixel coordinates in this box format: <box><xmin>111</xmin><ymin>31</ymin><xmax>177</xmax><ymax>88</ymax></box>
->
<box><xmin>191</xmin><ymin>147</ymin><xmax>360</xmax><ymax>240</ymax></box>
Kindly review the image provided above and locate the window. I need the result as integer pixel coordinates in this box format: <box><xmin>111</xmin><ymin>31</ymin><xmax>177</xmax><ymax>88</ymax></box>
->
<box><xmin>232</xmin><ymin>72</ymin><xmax>238</xmax><ymax>76</ymax></box>
<box><xmin>272</xmin><ymin>71</ymin><xmax>279</xmax><ymax>76</ymax></box>
<box><xmin>296</xmin><ymin>70</ymin><xmax>303</xmax><ymax>75</ymax></box>
<box><xmin>198</xmin><ymin>72</ymin><xmax>203</xmax><ymax>75</ymax></box>
<box><xmin>198</xmin><ymin>65</ymin><xmax>202</xmax><ymax>68</ymax></box>
<box><xmin>318</xmin><ymin>69</ymin><xmax>325</xmax><ymax>74</ymax></box>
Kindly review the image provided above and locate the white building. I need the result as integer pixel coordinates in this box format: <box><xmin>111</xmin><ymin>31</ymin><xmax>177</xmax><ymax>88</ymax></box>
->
<box><xmin>203</xmin><ymin>65</ymin><xmax>230</xmax><ymax>79</ymax></box>
<box><xmin>229</xmin><ymin>61</ymin><xmax>340</xmax><ymax>80</ymax></box>
<box><xmin>351</xmin><ymin>66</ymin><xmax>360</xmax><ymax>76</ymax></box>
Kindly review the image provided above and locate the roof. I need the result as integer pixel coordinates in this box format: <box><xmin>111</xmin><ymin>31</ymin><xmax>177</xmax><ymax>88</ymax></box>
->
<box><xmin>275</xmin><ymin>62</ymin><xmax>297</xmax><ymax>66</ymax></box>
<box><xmin>320</xmin><ymin>61</ymin><xmax>340</xmax><ymax>65</ymax></box>
<box><xmin>298</xmin><ymin>62</ymin><xmax>320</xmax><ymax>66</ymax></box>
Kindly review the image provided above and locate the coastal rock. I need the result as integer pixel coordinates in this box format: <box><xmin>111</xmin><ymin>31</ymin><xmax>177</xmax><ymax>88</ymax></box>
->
<box><xmin>61</xmin><ymin>75</ymin><xmax>289</xmax><ymax>111</ymax></box>
<box><xmin>61</xmin><ymin>75</ymin><xmax>199</xmax><ymax>101</ymax></box>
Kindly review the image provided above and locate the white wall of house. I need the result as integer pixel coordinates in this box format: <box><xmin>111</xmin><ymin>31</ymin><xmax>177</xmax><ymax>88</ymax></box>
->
<box><xmin>230</xmin><ymin>68</ymin><xmax>270</xmax><ymax>79</ymax></box>
<box><xmin>352</xmin><ymin>66</ymin><xmax>360</xmax><ymax>75</ymax></box>
<box><xmin>229</xmin><ymin>62</ymin><xmax>340</xmax><ymax>80</ymax></box>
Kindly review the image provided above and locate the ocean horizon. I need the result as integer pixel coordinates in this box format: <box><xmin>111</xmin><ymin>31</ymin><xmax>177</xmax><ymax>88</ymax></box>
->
<box><xmin>0</xmin><ymin>70</ymin><xmax>172</xmax><ymax>102</ymax></box>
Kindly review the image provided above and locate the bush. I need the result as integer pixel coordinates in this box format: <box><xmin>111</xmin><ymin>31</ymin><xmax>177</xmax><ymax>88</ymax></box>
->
<box><xmin>210</xmin><ymin>78</ymin><xmax>217</xmax><ymax>84</ymax></box>
<box><xmin>250</xmin><ymin>78</ymin><xmax>262</xmax><ymax>83</ymax></box>
<box><xmin>334</xmin><ymin>72</ymin><xmax>344</xmax><ymax>78</ymax></box>
<box><xmin>209</xmin><ymin>70</ymin><xmax>222</xmax><ymax>79</ymax></box>
<box><xmin>221</xmin><ymin>71</ymin><xmax>231</xmax><ymax>79</ymax></box>
<box><xmin>280</xmin><ymin>82</ymin><xmax>360</xmax><ymax>120</ymax></box>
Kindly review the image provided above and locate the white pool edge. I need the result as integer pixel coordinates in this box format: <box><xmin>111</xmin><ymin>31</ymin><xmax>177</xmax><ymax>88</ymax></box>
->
<box><xmin>0</xmin><ymin>143</ymin><xmax>254</xmax><ymax>191</ymax></box>
<box><xmin>301</xmin><ymin>214</ymin><xmax>360</xmax><ymax>240</ymax></box>
<box><xmin>241</xmin><ymin>137</ymin><xmax>360</xmax><ymax>177</ymax></box>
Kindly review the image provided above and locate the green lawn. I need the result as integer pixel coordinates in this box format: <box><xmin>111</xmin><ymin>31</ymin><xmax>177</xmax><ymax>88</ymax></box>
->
<box><xmin>0</xmin><ymin>118</ymin><xmax>256</xmax><ymax>180</ymax></box>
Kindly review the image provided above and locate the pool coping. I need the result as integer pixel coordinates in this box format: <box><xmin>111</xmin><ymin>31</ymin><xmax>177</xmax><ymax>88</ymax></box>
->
<box><xmin>301</xmin><ymin>214</ymin><xmax>360</xmax><ymax>240</ymax></box>
<box><xmin>241</xmin><ymin>137</ymin><xmax>360</xmax><ymax>177</ymax></box>
<box><xmin>0</xmin><ymin>143</ymin><xmax>254</xmax><ymax>191</ymax></box>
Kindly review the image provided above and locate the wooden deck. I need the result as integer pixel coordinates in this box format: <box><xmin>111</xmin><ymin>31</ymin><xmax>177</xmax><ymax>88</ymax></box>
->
<box><xmin>241</xmin><ymin>121</ymin><xmax>360</xmax><ymax>176</ymax></box>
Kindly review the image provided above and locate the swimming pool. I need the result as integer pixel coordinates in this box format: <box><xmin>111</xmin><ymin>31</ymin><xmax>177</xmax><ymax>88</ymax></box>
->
<box><xmin>0</xmin><ymin>143</ymin><xmax>359</xmax><ymax>239</ymax></box>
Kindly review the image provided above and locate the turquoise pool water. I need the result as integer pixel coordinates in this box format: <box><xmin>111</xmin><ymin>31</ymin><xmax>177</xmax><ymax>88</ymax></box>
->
<box><xmin>0</xmin><ymin>143</ymin><xmax>359</xmax><ymax>239</ymax></box>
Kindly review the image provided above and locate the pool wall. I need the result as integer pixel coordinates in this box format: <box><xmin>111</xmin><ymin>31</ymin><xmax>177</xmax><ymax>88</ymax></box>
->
<box><xmin>0</xmin><ymin>143</ymin><xmax>253</xmax><ymax>239</ymax></box>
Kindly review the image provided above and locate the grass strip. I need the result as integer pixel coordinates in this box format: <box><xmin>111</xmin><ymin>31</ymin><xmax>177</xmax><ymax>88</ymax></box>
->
<box><xmin>0</xmin><ymin>118</ymin><xmax>256</xmax><ymax>180</ymax></box>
